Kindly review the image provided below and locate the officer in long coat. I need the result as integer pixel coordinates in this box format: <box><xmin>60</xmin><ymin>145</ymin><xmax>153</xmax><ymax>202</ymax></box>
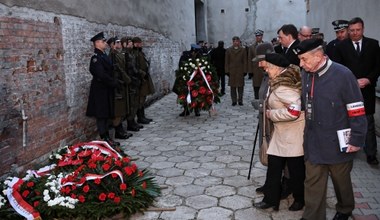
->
<box><xmin>86</xmin><ymin>32</ymin><xmax>119</xmax><ymax>146</ymax></box>
<box><xmin>225</xmin><ymin>36</ymin><xmax>247</xmax><ymax>106</ymax></box>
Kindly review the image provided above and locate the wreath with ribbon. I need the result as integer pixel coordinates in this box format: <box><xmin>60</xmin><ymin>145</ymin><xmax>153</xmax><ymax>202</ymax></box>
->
<box><xmin>0</xmin><ymin>141</ymin><xmax>160</xmax><ymax>220</ymax></box>
<box><xmin>173</xmin><ymin>57</ymin><xmax>221</xmax><ymax>112</ymax></box>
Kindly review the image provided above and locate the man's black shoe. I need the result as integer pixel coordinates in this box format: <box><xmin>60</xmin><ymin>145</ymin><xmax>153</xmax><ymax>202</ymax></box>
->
<box><xmin>253</xmin><ymin>201</ymin><xmax>279</xmax><ymax>211</ymax></box>
<box><xmin>288</xmin><ymin>201</ymin><xmax>304</xmax><ymax>211</ymax></box>
<box><xmin>115</xmin><ymin>132</ymin><xmax>132</xmax><ymax>139</ymax></box>
<box><xmin>255</xmin><ymin>186</ymin><xmax>265</xmax><ymax>194</ymax></box>
<box><xmin>238</xmin><ymin>102</ymin><xmax>243</xmax><ymax>106</ymax></box>
<box><xmin>367</xmin><ymin>155</ymin><xmax>379</xmax><ymax>165</ymax></box>
<box><xmin>332</xmin><ymin>212</ymin><xmax>351</xmax><ymax>220</ymax></box>
<box><xmin>232</xmin><ymin>102</ymin><xmax>237</xmax><ymax>106</ymax></box>
<box><xmin>179</xmin><ymin>110</ymin><xmax>190</xmax><ymax>116</ymax></box>
<box><xmin>127</xmin><ymin>125</ymin><xmax>140</xmax><ymax>131</ymax></box>
<box><xmin>137</xmin><ymin>118</ymin><xmax>150</xmax><ymax>124</ymax></box>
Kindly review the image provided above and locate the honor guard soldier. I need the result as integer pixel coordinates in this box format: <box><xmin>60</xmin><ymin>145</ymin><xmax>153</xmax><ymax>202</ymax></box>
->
<box><xmin>86</xmin><ymin>32</ymin><xmax>120</xmax><ymax>146</ymax></box>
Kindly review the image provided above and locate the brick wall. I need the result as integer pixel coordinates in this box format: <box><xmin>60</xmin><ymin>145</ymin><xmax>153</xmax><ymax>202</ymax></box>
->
<box><xmin>0</xmin><ymin>8</ymin><xmax>182</xmax><ymax>176</ymax></box>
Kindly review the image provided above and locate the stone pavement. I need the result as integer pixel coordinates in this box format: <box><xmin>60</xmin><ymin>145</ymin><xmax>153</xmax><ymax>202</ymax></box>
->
<box><xmin>117</xmin><ymin>81</ymin><xmax>380</xmax><ymax>220</ymax></box>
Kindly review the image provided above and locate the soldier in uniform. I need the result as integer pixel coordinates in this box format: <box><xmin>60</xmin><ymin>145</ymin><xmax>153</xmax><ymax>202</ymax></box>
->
<box><xmin>121</xmin><ymin>37</ymin><xmax>143</xmax><ymax>131</ymax></box>
<box><xmin>248</xmin><ymin>29</ymin><xmax>266</xmax><ymax>99</ymax></box>
<box><xmin>133</xmin><ymin>37</ymin><xmax>155</xmax><ymax>124</ymax></box>
<box><xmin>325</xmin><ymin>20</ymin><xmax>349</xmax><ymax>61</ymax></box>
<box><xmin>86</xmin><ymin>32</ymin><xmax>120</xmax><ymax>146</ymax></box>
<box><xmin>225</xmin><ymin>36</ymin><xmax>247</xmax><ymax>106</ymax></box>
<box><xmin>107</xmin><ymin>37</ymin><xmax>132</xmax><ymax>139</ymax></box>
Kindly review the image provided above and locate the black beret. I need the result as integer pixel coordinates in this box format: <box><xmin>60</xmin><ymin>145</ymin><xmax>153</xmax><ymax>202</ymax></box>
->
<box><xmin>106</xmin><ymin>36</ymin><xmax>118</xmax><ymax>45</ymax></box>
<box><xmin>132</xmin><ymin>37</ymin><xmax>142</xmax><ymax>43</ymax></box>
<box><xmin>332</xmin><ymin>20</ymin><xmax>349</xmax><ymax>31</ymax></box>
<box><xmin>255</xmin><ymin>29</ymin><xmax>264</xmax><ymax>36</ymax></box>
<box><xmin>293</xmin><ymin>38</ymin><xmax>323</xmax><ymax>55</ymax></box>
<box><xmin>265</xmin><ymin>53</ymin><xmax>290</xmax><ymax>68</ymax></box>
<box><xmin>252</xmin><ymin>43</ymin><xmax>274</xmax><ymax>62</ymax></box>
<box><xmin>90</xmin><ymin>32</ymin><xmax>106</xmax><ymax>42</ymax></box>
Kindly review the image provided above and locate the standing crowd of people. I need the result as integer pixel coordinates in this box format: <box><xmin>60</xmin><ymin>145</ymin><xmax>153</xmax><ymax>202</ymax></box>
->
<box><xmin>86</xmin><ymin>15</ymin><xmax>379</xmax><ymax>220</ymax></box>
<box><xmin>86</xmin><ymin>32</ymin><xmax>155</xmax><ymax>147</ymax></box>
<box><xmin>186</xmin><ymin>16</ymin><xmax>378</xmax><ymax>220</ymax></box>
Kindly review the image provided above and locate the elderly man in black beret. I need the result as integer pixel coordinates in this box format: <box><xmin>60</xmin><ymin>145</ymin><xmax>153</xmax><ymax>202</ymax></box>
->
<box><xmin>86</xmin><ymin>32</ymin><xmax>120</xmax><ymax>146</ymax></box>
<box><xmin>296</xmin><ymin>38</ymin><xmax>367</xmax><ymax>220</ymax></box>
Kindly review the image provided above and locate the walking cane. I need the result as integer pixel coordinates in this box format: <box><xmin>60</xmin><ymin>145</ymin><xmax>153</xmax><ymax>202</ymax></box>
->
<box><xmin>248</xmin><ymin>123</ymin><xmax>259</xmax><ymax>180</ymax></box>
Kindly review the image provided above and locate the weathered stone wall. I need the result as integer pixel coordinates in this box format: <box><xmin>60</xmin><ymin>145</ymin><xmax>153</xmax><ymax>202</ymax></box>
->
<box><xmin>205</xmin><ymin>0</ymin><xmax>307</xmax><ymax>47</ymax></box>
<box><xmin>0</xmin><ymin>2</ymin><xmax>188</xmax><ymax>176</ymax></box>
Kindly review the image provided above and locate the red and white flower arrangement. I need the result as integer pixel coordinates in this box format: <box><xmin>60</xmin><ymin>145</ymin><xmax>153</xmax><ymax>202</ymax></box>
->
<box><xmin>0</xmin><ymin>141</ymin><xmax>160</xmax><ymax>220</ymax></box>
<box><xmin>173</xmin><ymin>57</ymin><xmax>221</xmax><ymax>112</ymax></box>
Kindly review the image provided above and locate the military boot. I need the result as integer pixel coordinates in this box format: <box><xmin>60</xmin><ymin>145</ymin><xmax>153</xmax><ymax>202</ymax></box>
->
<box><xmin>115</xmin><ymin>123</ymin><xmax>133</xmax><ymax>139</ymax></box>
<box><xmin>127</xmin><ymin>119</ymin><xmax>140</xmax><ymax>131</ymax></box>
<box><xmin>100</xmin><ymin>133</ymin><xmax>120</xmax><ymax>147</ymax></box>
<box><xmin>141</xmin><ymin>107</ymin><xmax>153</xmax><ymax>122</ymax></box>
<box><xmin>137</xmin><ymin>109</ymin><xmax>150</xmax><ymax>124</ymax></box>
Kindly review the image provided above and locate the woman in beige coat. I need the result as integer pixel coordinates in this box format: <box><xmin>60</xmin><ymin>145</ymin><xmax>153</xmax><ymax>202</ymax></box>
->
<box><xmin>254</xmin><ymin>53</ymin><xmax>305</xmax><ymax>211</ymax></box>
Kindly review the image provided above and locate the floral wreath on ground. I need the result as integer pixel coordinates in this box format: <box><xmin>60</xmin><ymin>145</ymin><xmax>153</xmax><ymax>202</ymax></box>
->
<box><xmin>0</xmin><ymin>141</ymin><xmax>160</xmax><ymax>220</ymax></box>
<box><xmin>173</xmin><ymin>57</ymin><xmax>221</xmax><ymax>112</ymax></box>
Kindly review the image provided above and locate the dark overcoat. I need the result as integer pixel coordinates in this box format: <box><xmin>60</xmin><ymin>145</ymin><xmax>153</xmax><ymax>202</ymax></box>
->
<box><xmin>225</xmin><ymin>46</ymin><xmax>247</xmax><ymax>87</ymax></box>
<box><xmin>334</xmin><ymin>36</ymin><xmax>380</xmax><ymax>115</ymax></box>
<box><xmin>86</xmin><ymin>48</ymin><xmax>118</xmax><ymax>119</ymax></box>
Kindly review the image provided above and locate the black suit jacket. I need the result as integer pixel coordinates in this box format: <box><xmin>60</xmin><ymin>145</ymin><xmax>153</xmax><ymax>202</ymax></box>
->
<box><xmin>284</xmin><ymin>39</ymin><xmax>300</xmax><ymax>66</ymax></box>
<box><xmin>334</xmin><ymin>36</ymin><xmax>380</xmax><ymax>114</ymax></box>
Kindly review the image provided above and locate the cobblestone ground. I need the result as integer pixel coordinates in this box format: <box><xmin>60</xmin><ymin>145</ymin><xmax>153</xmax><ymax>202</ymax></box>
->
<box><xmin>116</xmin><ymin>80</ymin><xmax>380</xmax><ymax>220</ymax></box>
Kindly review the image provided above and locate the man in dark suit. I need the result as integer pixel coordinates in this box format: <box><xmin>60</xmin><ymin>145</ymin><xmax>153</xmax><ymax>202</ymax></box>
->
<box><xmin>334</xmin><ymin>17</ymin><xmax>380</xmax><ymax>165</ymax></box>
<box><xmin>277</xmin><ymin>24</ymin><xmax>300</xmax><ymax>65</ymax></box>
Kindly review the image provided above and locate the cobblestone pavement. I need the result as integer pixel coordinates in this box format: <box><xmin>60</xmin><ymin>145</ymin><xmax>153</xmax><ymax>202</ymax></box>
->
<box><xmin>117</xmin><ymin>81</ymin><xmax>380</xmax><ymax>220</ymax></box>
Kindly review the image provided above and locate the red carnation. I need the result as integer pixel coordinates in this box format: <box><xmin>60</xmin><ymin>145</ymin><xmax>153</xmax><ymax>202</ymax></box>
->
<box><xmin>120</xmin><ymin>183</ymin><xmax>127</xmax><ymax>191</ymax></box>
<box><xmin>179</xmin><ymin>95</ymin><xmax>186</xmax><ymax>100</ymax></box>
<box><xmin>94</xmin><ymin>178</ymin><xmax>101</xmax><ymax>185</ymax></box>
<box><xmin>26</xmin><ymin>181</ymin><xmax>34</xmax><ymax>188</ymax></box>
<box><xmin>33</xmin><ymin>201</ymin><xmax>39</xmax><ymax>207</ymax></box>
<box><xmin>98</xmin><ymin>193</ymin><xmax>107</xmax><ymax>201</ymax></box>
<box><xmin>114</xmin><ymin>160</ymin><xmax>122</xmax><ymax>167</ymax></box>
<box><xmin>191</xmin><ymin>90</ymin><xmax>198</xmax><ymax>97</ymax></box>
<box><xmin>107</xmin><ymin>192</ymin><xmax>115</xmax><ymax>199</ymax></box>
<box><xmin>111</xmin><ymin>173</ymin><xmax>118</xmax><ymax>178</ymax></box>
<box><xmin>122</xmin><ymin>157</ymin><xmax>130</xmax><ymax>163</ymax></box>
<box><xmin>206</xmin><ymin>75</ymin><xmax>212</xmax><ymax>82</ymax></box>
<box><xmin>102</xmin><ymin>163</ymin><xmax>110</xmax><ymax>171</ymax></box>
<box><xmin>187</xmin><ymin>80</ymin><xmax>195</xmax><ymax>87</ymax></box>
<box><xmin>22</xmin><ymin>190</ymin><xmax>30</xmax><ymax>198</ymax></box>
<box><xmin>78</xmin><ymin>195</ymin><xmax>85</xmax><ymax>203</ymax></box>
<box><xmin>88</xmin><ymin>162</ymin><xmax>97</xmax><ymax>169</ymax></box>
<box><xmin>70</xmin><ymin>193</ymin><xmax>77</xmax><ymax>199</ymax></box>
<box><xmin>114</xmin><ymin>196</ymin><xmax>121</xmax><ymax>204</ymax></box>
<box><xmin>131</xmin><ymin>189</ymin><xmax>136</xmax><ymax>197</ymax></box>
<box><xmin>199</xmin><ymin>86</ymin><xmax>206</xmax><ymax>94</ymax></box>
<box><xmin>124</xmin><ymin>167</ymin><xmax>133</xmax><ymax>176</ymax></box>
<box><xmin>83</xmin><ymin>185</ymin><xmax>90</xmax><ymax>193</ymax></box>
<box><xmin>34</xmin><ymin>190</ymin><xmax>41</xmax><ymax>196</ymax></box>
<box><xmin>191</xmin><ymin>102</ymin><xmax>197</xmax><ymax>108</ymax></box>
<box><xmin>139</xmin><ymin>171</ymin><xmax>144</xmax><ymax>177</ymax></box>
<box><xmin>142</xmin><ymin>181</ymin><xmax>147</xmax><ymax>189</ymax></box>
